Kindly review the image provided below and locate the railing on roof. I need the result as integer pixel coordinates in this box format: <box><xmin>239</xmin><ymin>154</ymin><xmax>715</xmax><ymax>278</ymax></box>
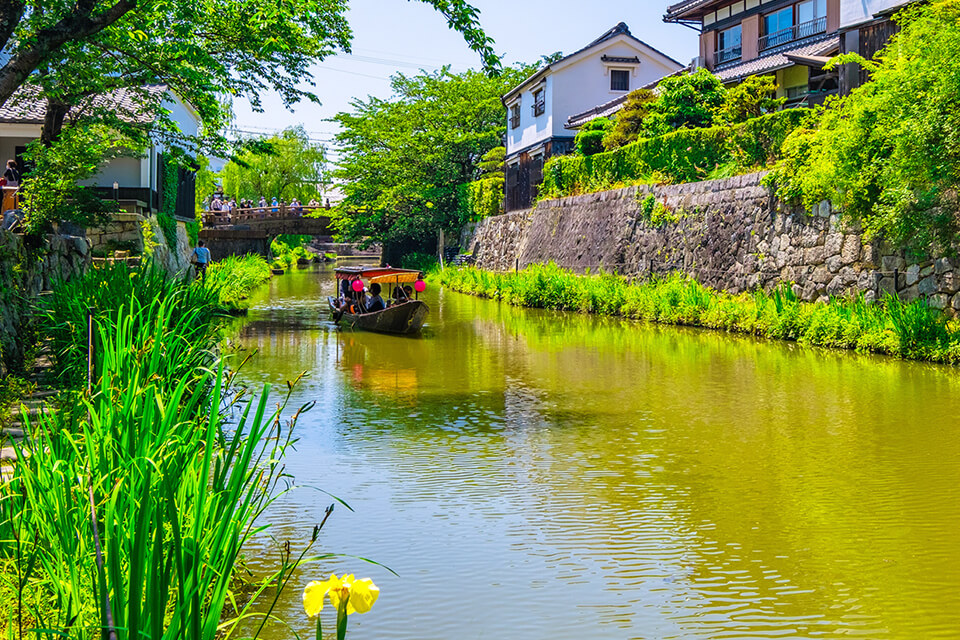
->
<box><xmin>759</xmin><ymin>16</ymin><xmax>827</xmax><ymax>51</ymax></box>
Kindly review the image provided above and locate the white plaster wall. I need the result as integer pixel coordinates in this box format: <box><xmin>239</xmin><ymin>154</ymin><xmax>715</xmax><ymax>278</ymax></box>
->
<box><xmin>504</xmin><ymin>35</ymin><xmax>683</xmax><ymax>156</ymax></box>
<box><xmin>0</xmin><ymin>130</ymin><xmax>39</xmax><ymax>168</ymax></box>
<box><xmin>550</xmin><ymin>40</ymin><xmax>682</xmax><ymax>139</ymax></box>
<box><xmin>506</xmin><ymin>75</ymin><xmax>554</xmax><ymax>155</ymax></box>
<box><xmin>840</xmin><ymin>0</ymin><xmax>913</xmax><ymax>27</ymax></box>
<box><xmin>79</xmin><ymin>156</ymin><xmax>144</xmax><ymax>188</ymax></box>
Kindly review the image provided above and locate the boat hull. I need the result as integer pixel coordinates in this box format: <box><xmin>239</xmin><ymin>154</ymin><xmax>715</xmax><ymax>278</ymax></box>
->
<box><xmin>328</xmin><ymin>297</ymin><xmax>429</xmax><ymax>335</ymax></box>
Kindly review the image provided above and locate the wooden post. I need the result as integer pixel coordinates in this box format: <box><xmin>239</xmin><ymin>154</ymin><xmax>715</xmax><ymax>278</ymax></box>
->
<box><xmin>438</xmin><ymin>230</ymin><xmax>445</xmax><ymax>271</ymax></box>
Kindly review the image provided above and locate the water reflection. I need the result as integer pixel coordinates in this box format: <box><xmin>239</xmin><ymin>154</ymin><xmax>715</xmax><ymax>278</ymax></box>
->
<box><xmin>231</xmin><ymin>266</ymin><xmax>960</xmax><ymax>640</ymax></box>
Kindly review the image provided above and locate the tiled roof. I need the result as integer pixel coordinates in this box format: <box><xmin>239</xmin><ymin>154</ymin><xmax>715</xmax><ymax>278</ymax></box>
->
<box><xmin>714</xmin><ymin>35</ymin><xmax>839</xmax><ymax>82</ymax></box>
<box><xmin>0</xmin><ymin>84</ymin><xmax>168</xmax><ymax>125</ymax></box>
<box><xmin>503</xmin><ymin>23</ymin><xmax>684</xmax><ymax>102</ymax></box>
<box><xmin>664</xmin><ymin>0</ymin><xmax>721</xmax><ymax>21</ymax></box>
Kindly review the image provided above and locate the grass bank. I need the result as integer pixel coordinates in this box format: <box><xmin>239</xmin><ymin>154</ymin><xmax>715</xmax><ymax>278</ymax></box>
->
<box><xmin>206</xmin><ymin>254</ymin><xmax>273</xmax><ymax>309</ymax></box>
<box><xmin>438</xmin><ymin>263</ymin><xmax>960</xmax><ymax>364</ymax></box>
<box><xmin>0</xmin><ymin>263</ymin><xmax>318</xmax><ymax>638</ymax></box>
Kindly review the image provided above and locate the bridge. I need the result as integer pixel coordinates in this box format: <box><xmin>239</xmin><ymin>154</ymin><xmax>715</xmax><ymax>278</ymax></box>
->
<box><xmin>199</xmin><ymin>206</ymin><xmax>336</xmax><ymax>259</ymax></box>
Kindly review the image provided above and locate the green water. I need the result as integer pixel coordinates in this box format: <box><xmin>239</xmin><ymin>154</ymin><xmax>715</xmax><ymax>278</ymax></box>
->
<box><xmin>232</xmin><ymin>265</ymin><xmax>960</xmax><ymax>640</ymax></box>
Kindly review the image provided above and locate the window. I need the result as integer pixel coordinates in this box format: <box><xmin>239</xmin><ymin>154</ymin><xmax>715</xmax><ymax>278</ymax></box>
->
<box><xmin>532</xmin><ymin>88</ymin><xmax>545</xmax><ymax>116</ymax></box>
<box><xmin>509</xmin><ymin>103</ymin><xmax>521</xmax><ymax>129</ymax></box>
<box><xmin>763</xmin><ymin>7</ymin><xmax>794</xmax><ymax>48</ymax></box>
<box><xmin>610</xmin><ymin>69</ymin><xmax>630</xmax><ymax>92</ymax></box>
<box><xmin>717</xmin><ymin>24</ymin><xmax>742</xmax><ymax>63</ymax></box>
<box><xmin>798</xmin><ymin>0</ymin><xmax>827</xmax><ymax>24</ymax></box>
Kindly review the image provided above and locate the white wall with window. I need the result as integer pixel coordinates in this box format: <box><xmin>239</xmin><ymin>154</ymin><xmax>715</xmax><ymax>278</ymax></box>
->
<box><xmin>504</xmin><ymin>27</ymin><xmax>683</xmax><ymax>158</ymax></box>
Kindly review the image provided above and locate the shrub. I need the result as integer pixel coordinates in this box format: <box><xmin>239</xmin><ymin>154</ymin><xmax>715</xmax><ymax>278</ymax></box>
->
<box><xmin>719</xmin><ymin>75</ymin><xmax>785</xmax><ymax>124</ymax></box>
<box><xmin>767</xmin><ymin>1</ymin><xmax>960</xmax><ymax>253</ymax></box>
<box><xmin>603</xmin><ymin>88</ymin><xmax>657</xmax><ymax>151</ymax></box>
<box><xmin>643</xmin><ymin>68</ymin><xmax>726</xmax><ymax>136</ymax></box>
<box><xmin>574</xmin><ymin>117</ymin><xmax>613</xmax><ymax>156</ymax></box>
<box><xmin>541</xmin><ymin>108</ymin><xmax>811</xmax><ymax>199</ymax></box>
<box><xmin>462</xmin><ymin>176</ymin><xmax>504</xmax><ymax>220</ymax></box>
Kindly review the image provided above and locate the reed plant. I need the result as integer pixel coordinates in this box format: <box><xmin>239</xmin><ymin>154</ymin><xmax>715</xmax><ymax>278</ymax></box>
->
<box><xmin>439</xmin><ymin>264</ymin><xmax>960</xmax><ymax>364</ymax></box>
<box><xmin>0</xmin><ymin>263</ymin><xmax>325</xmax><ymax>638</ymax></box>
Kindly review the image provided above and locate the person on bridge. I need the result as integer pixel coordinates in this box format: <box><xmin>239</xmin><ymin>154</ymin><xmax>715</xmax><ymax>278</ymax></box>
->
<box><xmin>259</xmin><ymin>197</ymin><xmax>267</xmax><ymax>213</ymax></box>
<box><xmin>291</xmin><ymin>198</ymin><xmax>303</xmax><ymax>215</ymax></box>
<box><xmin>192</xmin><ymin>240</ymin><xmax>212</xmax><ymax>282</ymax></box>
<box><xmin>271</xmin><ymin>197</ymin><xmax>279</xmax><ymax>213</ymax></box>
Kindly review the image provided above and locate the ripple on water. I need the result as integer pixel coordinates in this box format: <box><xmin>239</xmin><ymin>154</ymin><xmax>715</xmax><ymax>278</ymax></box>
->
<box><xmin>230</xmin><ymin>268</ymin><xmax>960</xmax><ymax>640</ymax></box>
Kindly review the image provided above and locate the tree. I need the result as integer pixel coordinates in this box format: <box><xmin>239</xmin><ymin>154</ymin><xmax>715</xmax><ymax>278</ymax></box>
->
<box><xmin>574</xmin><ymin>117</ymin><xmax>613</xmax><ymax>156</ymax></box>
<box><xmin>602</xmin><ymin>88</ymin><xmax>656</xmax><ymax>150</ymax></box>
<box><xmin>718</xmin><ymin>75</ymin><xmax>785</xmax><ymax>124</ymax></box>
<box><xmin>332</xmin><ymin>64</ymin><xmax>533</xmax><ymax>262</ymax></box>
<box><xmin>769</xmin><ymin>0</ymin><xmax>960</xmax><ymax>253</ymax></box>
<box><xmin>643</xmin><ymin>68</ymin><xmax>727</xmax><ymax>136</ymax></box>
<box><xmin>219</xmin><ymin>127</ymin><xmax>327</xmax><ymax>203</ymax></box>
<box><xmin>0</xmin><ymin>0</ymin><xmax>500</xmax><ymax>113</ymax></box>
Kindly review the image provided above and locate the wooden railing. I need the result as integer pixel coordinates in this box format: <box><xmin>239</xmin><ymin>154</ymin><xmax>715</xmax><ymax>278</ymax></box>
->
<box><xmin>203</xmin><ymin>204</ymin><xmax>329</xmax><ymax>227</ymax></box>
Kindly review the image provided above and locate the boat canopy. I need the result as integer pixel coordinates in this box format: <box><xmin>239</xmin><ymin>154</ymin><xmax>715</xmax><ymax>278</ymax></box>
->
<box><xmin>334</xmin><ymin>266</ymin><xmax>422</xmax><ymax>281</ymax></box>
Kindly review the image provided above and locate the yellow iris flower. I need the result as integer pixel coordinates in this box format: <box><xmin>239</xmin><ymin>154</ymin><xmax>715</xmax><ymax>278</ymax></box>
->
<box><xmin>303</xmin><ymin>574</ymin><xmax>380</xmax><ymax>617</ymax></box>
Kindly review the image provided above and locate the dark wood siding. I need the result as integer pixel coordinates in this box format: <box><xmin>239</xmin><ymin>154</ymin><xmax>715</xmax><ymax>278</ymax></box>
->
<box><xmin>505</xmin><ymin>137</ymin><xmax>575</xmax><ymax>211</ymax></box>
<box><xmin>839</xmin><ymin>17</ymin><xmax>900</xmax><ymax>94</ymax></box>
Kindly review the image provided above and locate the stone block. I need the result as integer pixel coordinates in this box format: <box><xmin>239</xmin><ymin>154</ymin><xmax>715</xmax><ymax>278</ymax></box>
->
<box><xmin>936</xmin><ymin>257</ymin><xmax>952</xmax><ymax>274</ymax></box>
<box><xmin>812</xmin><ymin>266</ymin><xmax>832</xmax><ymax>284</ymax></box>
<box><xmin>952</xmin><ymin>293</ymin><xmax>960</xmax><ymax>310</ymax></box>
<box><xmin>878</xmin><ymin>277</ymin><xmax>896</xmax><ymax>296</ymax></box>
<box><xmin>805</xmin><ymin>246</ymin><xmax>826</xmax><ymax>265</ymax></box>
<box><xmin>826</xmin><ymin>276</ymin><xmax>844</xmax><ymax>295</ymax></box>
<box><xmin>906</xmin><ymin>264</ymin><xmax>921</xmax><ymax>285</ymax></box>
<box><xmin>840</xmin><ymin>236</ymin><xmax>860</xmax><ymax>264</ymax></box>
<box><xmin>920</xmin><ymin>264</ymin><xmax>935</xmax><ymax>278</ymax></box>
<box><xmin>930</xmin><ymin>294</ymin><xmax>949</xmax><ymax>309</ymax></box>
<box><xmin>826</xmin><ymin>255</ymin><xmax>842</xmax><ymax>273</ymax></box>
<box><xmin>919</xmin><ymin>275</ymin><xmax>937</xmax><ymax>296</ymax></box>
<box><xmin>824</xmin><ymin>233</ymin><xmax>843</xmax><ymax>255</ymax></box>
<box><xmin>902</xmin><ymin>285</ymin><xmax>920</xmax><ymax>302</ymax></box>
<box><xmin>940</xmin><ymin>271</ymin><xmax>960</xmax><ymax>294</ymax></box>
<box><xmin>881</xmin><ymin>255</ymin><xmax>906</xmax><ymax>272</ymax></box>
<box><xmin>817</xmin><ymin>200</ymin><xmax>831</xmax><ymax>218</ymax></box>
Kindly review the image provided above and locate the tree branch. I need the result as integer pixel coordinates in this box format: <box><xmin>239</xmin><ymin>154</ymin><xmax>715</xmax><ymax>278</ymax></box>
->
<box><xmin>0</xmin><ymin>0</ymin><xmax>137</xmax><ymax>108</ymax></box>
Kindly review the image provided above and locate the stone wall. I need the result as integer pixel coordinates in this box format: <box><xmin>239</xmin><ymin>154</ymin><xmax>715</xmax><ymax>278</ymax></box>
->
<box><xmin>469</xmin><ymin>172</ymin><xmax>960</xmax><ymax>311</ymax></box>
<box><xmin>85</xmin><ymin>213</ymin><xmax>144</xmax><ymax>254</ymax></box>
<box><xmin>0</xmin><ymin>231</ymin><xmax>90</xmax><ymax>373</ymax></box>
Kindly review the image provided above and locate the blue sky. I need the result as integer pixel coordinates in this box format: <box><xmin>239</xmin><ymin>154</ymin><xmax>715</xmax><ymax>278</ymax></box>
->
<box><xmin>231</xmin><ymin>1</ymin><xmax>699</xmax><ymax>155</ymax></box>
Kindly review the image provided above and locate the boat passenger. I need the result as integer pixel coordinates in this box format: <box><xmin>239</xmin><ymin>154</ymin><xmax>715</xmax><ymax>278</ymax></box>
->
<box><xmin>365</xmin><ymin>283</ymin><xmax>385</xmax><ymax>313</ymax></box>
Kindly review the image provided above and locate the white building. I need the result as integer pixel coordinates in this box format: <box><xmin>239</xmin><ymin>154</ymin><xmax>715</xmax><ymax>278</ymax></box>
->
<box><xmin>0</xmin><ymin>85</ymin><xmax>201</xmax><ymax>220</ymax></box>
<box><xmin>502</xmin><ymin>22</ymin><xmax>683</xmax><ymax>211</ymax></box>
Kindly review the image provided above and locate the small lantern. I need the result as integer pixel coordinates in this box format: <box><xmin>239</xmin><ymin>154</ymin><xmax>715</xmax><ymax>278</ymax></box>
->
<box><xmin>351</xmin><ymin>279</ymin><xmax>364</xmax><ymax>292</ymax></box>
<box><xmin>414</xmin><ymin>279</ymin><xmax>426</xmax><ymax>293</ymax></box>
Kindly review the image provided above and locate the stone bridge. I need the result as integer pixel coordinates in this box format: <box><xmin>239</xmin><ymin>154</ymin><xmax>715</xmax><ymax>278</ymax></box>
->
<box><xmin>199</xmin><ymin>206</ymin><xmax>335</xmax><ymax>259</ymax></box>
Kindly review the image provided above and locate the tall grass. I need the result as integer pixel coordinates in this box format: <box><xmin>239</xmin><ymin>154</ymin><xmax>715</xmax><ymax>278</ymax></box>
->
<box><xmin>0</xmin><ymin>264</ymin><xmax>320</xmax><ymax>638</ymax></box>
<box><xmin>439</xmin><ymin>264</ymin><xmax>960</xmax><ymax>363</ymax></box>
<box><xmin>205</xmin><ymin>255</ymin><xmax>273</xmax><ymax>309</ymax></box>
<box><xmin>42</xmin><ymin>263</ymin><xmax>222</xmax><ymax>389</ymax></box>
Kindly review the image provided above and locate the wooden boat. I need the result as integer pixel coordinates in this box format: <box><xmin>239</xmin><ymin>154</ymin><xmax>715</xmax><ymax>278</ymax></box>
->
<box><xmin>329</xmin><ymin>266</ymin><xmax>429</xmax><ymax>335</ymax></box>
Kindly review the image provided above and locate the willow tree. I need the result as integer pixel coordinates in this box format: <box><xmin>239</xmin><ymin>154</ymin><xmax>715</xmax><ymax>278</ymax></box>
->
<box><xmin>332</xmin><ymin>64</ymin><xmax>533</xmax><ymax>263</ymax></box>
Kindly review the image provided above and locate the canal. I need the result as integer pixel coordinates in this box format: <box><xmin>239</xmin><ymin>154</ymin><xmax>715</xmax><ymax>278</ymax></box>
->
<box><xmin>231</xmin><ymin>265</ymin><xmax>960</xmax><ymax>640</ymax></box>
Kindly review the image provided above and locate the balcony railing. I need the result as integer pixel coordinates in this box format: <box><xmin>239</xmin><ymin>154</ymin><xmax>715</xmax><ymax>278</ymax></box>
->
<box><xmin>759</xmin><ymin>16</ymin><xmax>827</xmax><ymax>51</ymax></box>
<box><xmin>532</xmin><ymin>101</ymin><xmax>545</xmax><ymax>117</ymax></box>
<box><xmin>715</xmin><ymin>44</ymin><xmax>742</xmax><ymax>64</ymax></box>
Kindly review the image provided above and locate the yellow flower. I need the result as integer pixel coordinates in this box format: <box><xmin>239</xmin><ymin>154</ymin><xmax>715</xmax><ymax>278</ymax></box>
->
<box><xmin>302</xmin><ymin>574</ymin><xmax>380</xmax><ymax>618</ymax></box>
